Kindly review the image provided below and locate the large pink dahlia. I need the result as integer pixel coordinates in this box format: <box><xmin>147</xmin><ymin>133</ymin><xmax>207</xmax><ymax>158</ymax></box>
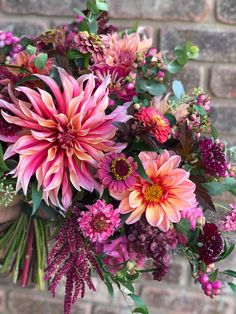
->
<box><xmin>111</xmin><ymin>150</ymin><xmax>196</xmax><ymax>231</ymax></box>
<box><xmin>0</xmin><ymin>67</ymin><xmax>130</xmax><ymax>209</ymax></box>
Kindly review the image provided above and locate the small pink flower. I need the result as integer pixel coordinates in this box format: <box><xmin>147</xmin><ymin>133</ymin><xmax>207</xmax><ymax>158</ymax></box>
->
<box><xmin>102</xmin><ymin>236</ymin><xmax>144</xmax><ymax>274</ymax></box>
<box><xmin>78</xmin><ymin>200</ymin><xmax>120</xmax><ymax>242</ymax></box>
<box><xmin>97</xmin><ymin>152</ymin><xmax>138</xmax><ymax>193</ymax></box>
<box><xmin>135</xmin><ymin>107</ymin><xmax>171</xmax><ymax>143</ymax></box>
<box><xmin>219</xmin><ymin>204</ymin><xmax>236</xmax><ymax>232</ymax></box>
<box><xmin>181</xmin><ymin>206</ymin><xmax>204</xmax><ymax>229</ymax></box>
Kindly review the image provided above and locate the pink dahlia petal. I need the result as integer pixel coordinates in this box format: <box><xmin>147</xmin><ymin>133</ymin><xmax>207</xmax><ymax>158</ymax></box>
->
<box><xmin>0</xmin><ymin>67</ymin><xmax>130</xmax><ymax>209</ymax></box>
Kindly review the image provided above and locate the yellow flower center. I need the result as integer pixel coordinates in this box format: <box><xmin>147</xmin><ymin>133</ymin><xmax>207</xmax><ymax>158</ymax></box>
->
<box><xmin>144</xmin><ymin>184</ymin><xmax>163</xmax><ymax>203</ymax></box>
<box><xmin>154</xmin><ymin>114</ymin><xmax>167</xmax><ymax>126</ymax></box>
<box><xmin>110</xmin><ymin>158</ymin><xmax>132</xmax><ymax>181</ymax></box>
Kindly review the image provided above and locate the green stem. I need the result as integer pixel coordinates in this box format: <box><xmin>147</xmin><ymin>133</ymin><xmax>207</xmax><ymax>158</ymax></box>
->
<box><xmin>214</xmin><ymin>202</ymin><xmax>231</xmax><ymax>212</ymax></box>
<box><xmin>34</xmin><ymin>219</ymin><xmax>45</xmax><ymax>290</ymax></box>
<box><xmin>83</xmin><ymin>53</ymin><xmax>90</xmax><ymax>69</ymax></box>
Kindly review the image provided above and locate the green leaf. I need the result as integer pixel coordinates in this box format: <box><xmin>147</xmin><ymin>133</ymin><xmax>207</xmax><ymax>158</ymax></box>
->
<box><xmin>136</xmin><ymin>79</ymin><xmax>167</xmax><ymax>96</ymax></box>
<box><xmin>73</xmin><ymin>8</ymin><xmax>87</xmax><ymax>18</ymax></box>
<box><xmin>26</xmin><ymin>44</ymin><xmax>36</xmax><ymax>55</ymax></box>
<box><xmin>209</xmin><ymin>269</ymin><xmax>218</xmax><ymax>281</ymax></box>
<box><xmin>96</xmin><ymin>0</ymin><xmax>108</xmax><ymax>11</ymax></box>
<box><xmin>228</xmin><ymin>282</ymin><xmax>236</xmax><ymax>294</ymax></box>
<box><xmin>31</xmin><ymin>184</ymin><xmax>43</xmax><ymax>215</ymax></box>
<box><xmin>118</xmin><ymin>280</ymin><xmax>135</xmax><ymax>293</ymax></box>
<box><xmin>222</xmin><ymin>270</ymin><xmax>236</xmax><ymax>278</ymax></box>
<box><xmin>19</xmin><ymin>37</ymin><xmax>34</xmax><ymax>49</ymax></box>
<box><xmin>164</xmin><ymin>113</ymin><xmax>177</xmax><ymax>126</ymax></box>
<box><xmin>126</xmin><ymin>271</ymin><xmax>140</xmax><ymax>281</ymax></box>
<box><xmin>172</xmin><ymin>80</ymin><xmax>185</xmax><ymax>99</ymax></box>
<box><xmin>16</xmin><ymin>74</ymin><xmax>39</xmax><ymax>86</ymax></box>
<box><xmin>87</xmin><ymin>0</ymin><xmax>100</xmax><ymax>14</ymax></box>
<box><xmin>34</xmin><ymin>53</ymin><xmax>48</xmax><ymax>70</ymax></box>
<box><xmin>133</xmin><ymin>155</ymin><xmax>152</xmax><ymax>184</ymax></box>
<box><xmin>193</xmin><ymin>104</ymin><xmax>207</xmax><ymax>116</ymax></box>
<box><xmin>175</xmin><ymin>218</ymin><xmax>191</xmax><ymax>236</ymax></box>
<box><xmin>67</xmin><ymin>50</ymin><xmax>83</xmax><ymax>60</ymax></box>
<box><xmin>203</xmin><ymin>178</ymin><xmax>236</xmax><ymax>196</ymax></box>
<box><xmin>88</xmin><ymin>18</ymin><xmax>98</xmax><ymax>34</ymax></box>
<box><xmin>217</xmin><ymin>241</ymin><xmax>235</xmax><ymax>262</ymax></box>
<box><xmin>129</xmin><ymin>294</ymin><xmax>149</xmax><ymax>314</ymax></box>
<box><xmin>0</xmin><ymin>144</ymin><xmax>9</xmax><ymax>176</ymax></box>
<box><xmin>104</xmin><ymin>275</ymin><xmax>114</xmax><ymax>297</ymax></box>
<box><xmin>167</xmin><ymin>60</ymin><xmax>183</xmax><ymax>74</ymax></box>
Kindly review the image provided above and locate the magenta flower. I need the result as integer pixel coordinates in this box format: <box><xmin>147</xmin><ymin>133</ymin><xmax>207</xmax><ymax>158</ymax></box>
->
<box><xmin>78</xmin><ymin>200</ymin><xmax>120</xmax><ymax>242</ymax></box>
<box><xmin>0</xmin><ymin>67</ymin><xmax>130</xmax><ymax>209</ymax></box>
<box><xmin>102</xmin><ymin>236</ymin><xmax>144</xmax><ymax>274</ymax></box>
<box><xmin>97</xmin><ymin>152</ymin><xmax>138</xmax><ymax>193</ymax></box>
<box><xmin>219</xmin><ymin>204</ymin><xmax>236</xmax><ymax>232</ymax></box>
<box><xmin>181</xmin><ymin>206</ymin><xmax>204</xmax><ymax>229</ymax></box>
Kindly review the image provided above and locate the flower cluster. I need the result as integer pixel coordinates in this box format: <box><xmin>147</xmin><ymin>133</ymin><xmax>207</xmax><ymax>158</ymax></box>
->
<box><xmin>0</xmin><ymin>1</ymin><xmax>235</xmax><ymax>314</ymax></box>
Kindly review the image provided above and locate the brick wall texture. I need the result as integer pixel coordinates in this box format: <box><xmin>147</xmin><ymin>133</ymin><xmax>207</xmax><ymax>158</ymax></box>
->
<box><xmin>0</xmin><ymin>0</ymin><xmax>236</xmax><ymax>313</ymax></box>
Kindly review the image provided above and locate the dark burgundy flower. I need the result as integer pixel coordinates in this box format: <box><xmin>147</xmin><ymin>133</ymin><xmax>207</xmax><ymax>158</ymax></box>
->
<box><xmin>198</xmin><ymin>223</ymin><xmax>224</xmax><ymax>265</ymax></box>
<box><xmin>126</xmin><ymin>217</ymin><xmax>177</xmax><ymax>281</ymax></box>
<box><xmin>199</xmin><ymin>138</ymin><xmax>228</xmax><ymax>177</ymax></box>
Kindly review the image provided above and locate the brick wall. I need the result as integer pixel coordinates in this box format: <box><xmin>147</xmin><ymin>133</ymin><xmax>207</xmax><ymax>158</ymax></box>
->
<box><xmin>0</xmin><ymin>0</ymin><xmax>236</xmax><ymax>313</ymax></box>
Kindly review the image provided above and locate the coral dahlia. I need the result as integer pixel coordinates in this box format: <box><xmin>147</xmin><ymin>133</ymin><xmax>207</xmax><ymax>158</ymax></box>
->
<box><xmin>0</xmin><ymin>67</ymin><xmax>130</xmax><ymax>209</ymax></box>
<box><xmin>111</xmin><ymin>150</ymin><xmax>196</xmax><ymax>231</ymax></box>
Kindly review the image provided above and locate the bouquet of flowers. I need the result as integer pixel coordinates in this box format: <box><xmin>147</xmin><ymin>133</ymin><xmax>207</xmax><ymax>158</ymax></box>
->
<box><xmin>0</xmin><ymin>1</ymin><xmax>236</xmax><ymax>313</ymax></box>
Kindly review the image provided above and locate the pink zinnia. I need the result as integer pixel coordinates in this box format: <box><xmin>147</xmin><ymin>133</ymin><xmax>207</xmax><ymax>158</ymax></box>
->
<box><xmin>219</xmin><ymin>204</ymin><xmax>236</xmax><ymax>232</ymax></box>
<box><xmin>0</xmin><ymin>67</ymin><xmax>130</xmax><ymax>209</ymax></box>
<box><xmin>135</xmin><ymin>107</ymin><xmax>171</xmax><ymax>143</ymax></box>
<box><xmin>111</xmin><ymin>150</ymin><xmax>196</xmax><ymax>232</ymax></box>
<box><xmin>78</xmin><ymin>200</ymin><xmax>120</xmax><ymax>242</ymax></box>
<box><xmin>97</xmin><ymin>152</ymin><xmax>138</xmax><ymax>193</ymax></box>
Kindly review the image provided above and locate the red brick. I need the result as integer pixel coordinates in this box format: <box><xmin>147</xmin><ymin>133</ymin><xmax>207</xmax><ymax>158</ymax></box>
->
<box><xmin>1</xmin><ymin>0</ymin><xmax>87</xmax><ymax>16</ymax></box>
<box><xmin>141</xmin><ymin>286</ymin><xmax>235</xmax><ymax>314</ymax></box>
<box><xmin>174</xmin><ymin>63</ymin><xmax>204</xmax><ymax>94</ymax></box>
<box><xmin>210</xmin><ymin>66</ymin><xmax>236</xmax><ymax>99</ymax></box>
<box><xmin>7</xmin><ymin>289</ymin><xmax>92</xmax><ymax>314</ymax></box>
<box><xmin>0</xmin><ymin>21</ymin><xmax>46</xmax><ymax>36</ymax></box>
<box><xmin>211</xmin><ymin>102</ymin><xmax>236</xmax><ymax>135</ymax></box>
<box><xmin>108</xmin><ymin>0</ymin><xmax>211</xmax><ymax>22</ymax></box>
<box><xmin>0</xmin><ymin>289</ymin><xmax>6</xmax><ymax>312</ymax></box>
<box><xmin>160</xmin><ymin>28</ymin><xmax>236</xmax><ymax>63</ymax></box>
<box><xmin>216</xmin><ymin>0</ymin><xmax>236</xmax><ymax>24</ymax></box>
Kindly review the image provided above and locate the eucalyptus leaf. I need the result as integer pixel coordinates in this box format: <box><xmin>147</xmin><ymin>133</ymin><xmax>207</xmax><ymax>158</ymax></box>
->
<box><xmin>136</xmin><ymin>79</ymin><xmax>166</xmax><ymax>96</ymax></box>
<box><xmin>34</xmin><ymin>53</ymin><xmax>48</xmax><ymax>70</ymax></box>
<box><xmin>193</xmin><ymin>104</ymin><xmax>207</xmax><ymax>116</ymax></box>
<box><xmin>96</xmin><ymin>0</ymin><xmax>108</xmax><ymax>11</ymax></box>
<box><xmin>172</xmin><ymin>80</ymin><xmax>185</xmax><ymax>99</ymax></box>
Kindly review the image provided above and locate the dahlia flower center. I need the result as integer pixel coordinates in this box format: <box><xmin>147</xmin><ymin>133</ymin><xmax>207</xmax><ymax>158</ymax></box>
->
<box><xmin>111</xmin><ymin>158</ymin><xmax>132</xmax><ymax>180</ymax></box>
<box><xmin>91</xmin><ymin>213</ymin><xmax>109</xmax><ymax>232</ymax></box>
<box><xmin>57</xmin><ymin>128</ymin><xmax>77</xmax><ymax>149</ymax></box>
<box><xmin>144</xmin><ymin>184</ymin><xmax>163</xmax><ymax>203</ymax></box>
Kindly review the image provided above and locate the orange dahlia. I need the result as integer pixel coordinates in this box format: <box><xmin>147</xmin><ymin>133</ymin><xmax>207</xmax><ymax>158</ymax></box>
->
<box><xmin>111</xmin><ymin>150</ymin><xmax>196</xmax><ymax>231</ymax></box>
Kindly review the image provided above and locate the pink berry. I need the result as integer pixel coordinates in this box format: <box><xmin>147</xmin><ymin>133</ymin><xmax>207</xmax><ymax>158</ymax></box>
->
<box><xmin>204</xmin><ymin>289</ymin><xmax>212</xmax><ymax>297</ymax></box>
<box><xmin>198</xmin><ymin>274</ymin><xmax>209</xmax><ymax>284</ymax></box>
<box><xmin>198</xmin><ymin>94</ymin><xmax>206</xmax><ymax>103</ymax></box>
<box><xmin>204</xmin><ymin>104</ymin><xmax>210</xmax><ymax>112</ymax></box>
<box><xmin>157</xmin><ymin>71</ymin><xmax>165</xmax><ymax>79</ymax></box>
<box><xmin>211</xmin><ymin>281</ymin><xmax>222</xmax><ymax>290</ymax></box>
<box><xmin>127</xmin><ymin>83</ymin><xmax>135</xmax><ymax>90</ymax></box>
<box><xmin>204</xmin><ymin>283</ymin><xmax>212</xmax><ymax>291</ymax></box>
<box><xmin>190</xmin><ymin>114</ymin><xmax>197</xmax><ymax>121</ymax></box>
<box><xmin>212</xmin><ymin>289</ymin><xmax>221</xmax><ymax>296</ymax></box>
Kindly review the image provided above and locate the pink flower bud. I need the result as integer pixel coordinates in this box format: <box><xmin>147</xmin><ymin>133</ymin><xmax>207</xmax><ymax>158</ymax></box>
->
<box><xmin>127</xmin><ymin>82</ymin><xmax>135</xmax><ymax>91</ymax></box>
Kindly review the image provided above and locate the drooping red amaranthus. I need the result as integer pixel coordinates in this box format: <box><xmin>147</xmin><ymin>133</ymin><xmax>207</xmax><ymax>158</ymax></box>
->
<box><xmin>44</xmin><ymin>214</ymin><xmax>103</xmax><ymax>314</ymax></box>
